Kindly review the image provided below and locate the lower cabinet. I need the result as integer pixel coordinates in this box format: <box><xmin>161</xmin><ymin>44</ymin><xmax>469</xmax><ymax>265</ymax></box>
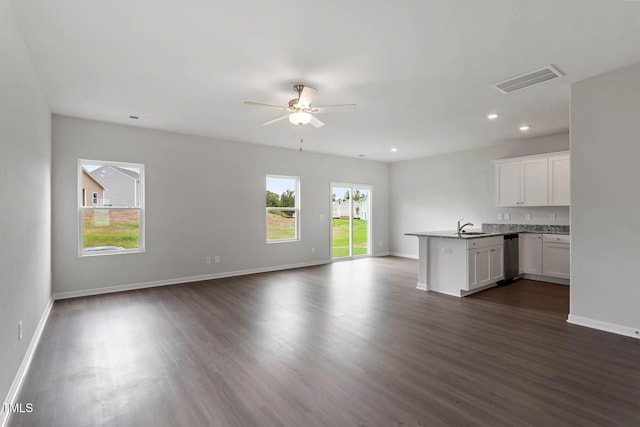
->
<box><xmin>523</xmin><ymin>233</ymin><xmax>543</xmax><ymax>275</ymax></box>
<box><xmin>521</xmin><ymin>233</ymin><xmax>570</xmax><ymax>281</ymax></box>
<box><xmin>468</xmin><ymin>244</ymin><xmax>504</xmax><ymax>290</ymax></box>
<box><xmin>542</xmin><ymin>234</ymin><xmax>570</xmax><ymax>279</ymax></box>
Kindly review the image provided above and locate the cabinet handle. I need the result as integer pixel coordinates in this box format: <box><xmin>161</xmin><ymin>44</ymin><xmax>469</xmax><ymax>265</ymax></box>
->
<box><xmin>490</xmin><ymin>249</ymin><xmax>495</xmax><ymax>252</ymax></box>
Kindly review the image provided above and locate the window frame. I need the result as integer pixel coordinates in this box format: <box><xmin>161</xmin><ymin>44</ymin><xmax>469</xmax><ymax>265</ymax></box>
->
<box><xmin>78</xmin><ymin>159</ymin><xmax>145</xmax><ymax>257</ymax></box>
<box><xmin>266</xmin><ymin>174</ymin><xmax>300</xmax><ymax>243</ymax></box>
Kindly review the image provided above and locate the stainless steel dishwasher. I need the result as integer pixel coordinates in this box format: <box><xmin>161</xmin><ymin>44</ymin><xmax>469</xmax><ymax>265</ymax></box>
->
<box><xmin>499</xmin><ymin>233</ymin><xmax>519</xmax><ymax>284</ymax></box>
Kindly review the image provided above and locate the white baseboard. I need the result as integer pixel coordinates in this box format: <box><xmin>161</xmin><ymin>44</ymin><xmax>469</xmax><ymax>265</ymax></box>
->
<box><xmin>373</xmin><ymin>252</ymin><xmax>391</xmax><ymax>257</ymax></box>
<box><xmin>520</xmin><ymin>274</ymin><xmax>570</xmax><ymax>286</ymax></box>
<box><xmin>1</xmin><ymin>298</ymin><xmax>54</xmax><ymax>427</ymax></box>
<box><xmin>567</xmin><ymin>314</ymin><xmax>640</xmax><ymax>339</ymax></box>
<box><xmin>53</xmin><ymin>260</ymin><xmax>330</xmax><ymax>300</ymax></box>
<box><xmin>390</xmin><ymin>252</ymin><xmax>418</xmax><ymax>259</ymax></box>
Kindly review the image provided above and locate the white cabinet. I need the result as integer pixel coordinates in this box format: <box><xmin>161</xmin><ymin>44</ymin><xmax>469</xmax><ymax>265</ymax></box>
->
<box><xmin>495</xmin><ymin>161</ymin><xmax>521</xmax><ymax>206</ymax></box>
<box><xmin>494</xmin><ymin>151</ymin><xmax>570</xmax><ymax>207</ymax></box>
<box><xmin>521</xmin><ymin>158</ymin><xmax>548</xmax><ymax>206</ymax></box>
<box><xmin>518</xmin><ymin>233</ymin><xmax>525</xmax><ymax>275</ymax></box>
<box><xmin>523</xmin><ymin>233</ymin><xmax>543</xmax><ymax>275</ymax></box>
<box><xmin>489</xmin><ymin>244</ymin><xmax>504</xmax><ymax>283</ymax></box>
<box><xmin>467</xmin><ymin>238</ymin><xmax>504</xmax><ymax>290</ymax></box>
<box><xmin>495</xmin><ymin>157</ymin><xmax>547</xmax><ymax>206</ymax></box>
<box><xmin>548</xmin><ymin>154</ymin><xmax>570</xmax><ymax>206</ymax></box>
<box><xmin>542</xmin><ymin>234</ymin><xmax>570</xmax><ymax>279</ymax></box>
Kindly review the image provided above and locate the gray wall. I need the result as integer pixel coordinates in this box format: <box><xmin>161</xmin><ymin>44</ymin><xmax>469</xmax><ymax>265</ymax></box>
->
<box><xmin>52</xmin><ymin>116</ymin><xmax>390</xmax><ymax>294</ymax></box>
<box><xmin>390</xmin><ymin>133</ymin><xmax>570</xmax><ymax>257</ymax></box>
<box><xmin>0</xmin><ymin>0</ymin><xmax>51</xmax><ymax>408</ymax></box>
<box><xmin>570</xmin><ymin>62</ymin><xmax>640</xmax><ymax>333</ymax></box>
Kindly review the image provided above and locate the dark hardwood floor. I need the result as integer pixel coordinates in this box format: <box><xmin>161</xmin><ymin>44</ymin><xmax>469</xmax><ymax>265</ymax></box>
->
<box><xmin>9</xmin><ymin>257</ymin><xmax>640</xmax><ymax>426</ymax></box>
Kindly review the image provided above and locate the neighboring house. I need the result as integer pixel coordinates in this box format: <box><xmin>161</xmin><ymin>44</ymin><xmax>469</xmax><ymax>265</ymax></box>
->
<box><xmin>81</xmin><ymin>168</ymin><xmax>107</xmax><ymax>206</ymax></box>
<box><xmin>90</xmin><ymin>166</ymin><xmax>141</xmax><ymax>207</ymax></box>
<box><xmin>332</xmin><ymin>200</ymin><xmax>369</xmax><ymax>220</ymax></box>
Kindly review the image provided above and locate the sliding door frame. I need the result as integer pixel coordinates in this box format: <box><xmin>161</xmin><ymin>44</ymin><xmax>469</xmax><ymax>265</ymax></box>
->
<box><xmin>330</xmin><ymin>182</ymin><xmax>372</xmax><ymax>261</ymax></box>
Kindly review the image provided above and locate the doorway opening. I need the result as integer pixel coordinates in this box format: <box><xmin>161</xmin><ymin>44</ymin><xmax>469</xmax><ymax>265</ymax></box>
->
<box><xmin>331</xmin><ymin>184</ymin><xmax>371</xmax><ymax>259</ymax></box>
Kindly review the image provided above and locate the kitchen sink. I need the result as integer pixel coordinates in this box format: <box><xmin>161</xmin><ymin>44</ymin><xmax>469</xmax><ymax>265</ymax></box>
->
<box><xmin>455</xmin><ymin>231</ymin><xmax>490</xmax><ymax>236</ymax></box>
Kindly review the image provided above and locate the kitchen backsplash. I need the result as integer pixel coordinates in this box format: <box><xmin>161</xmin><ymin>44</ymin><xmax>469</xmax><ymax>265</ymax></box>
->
<box><xmin>482</xmin><ymin>223</ymin><xmax>570</xmax><ymax>234</ymax></box>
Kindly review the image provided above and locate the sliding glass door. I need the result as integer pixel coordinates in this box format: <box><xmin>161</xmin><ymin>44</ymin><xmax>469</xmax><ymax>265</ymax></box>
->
<box><xmin>331</xmin><ymin>184</ymin><xmax>371</xmax><ymax>259</ymax></box>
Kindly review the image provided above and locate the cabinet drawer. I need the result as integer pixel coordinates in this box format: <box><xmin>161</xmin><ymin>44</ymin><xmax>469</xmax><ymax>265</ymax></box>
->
<box><xmin>466</xmin><ymin>235</ymin><xmax>503</xmax><ymax>250</ymax></box>
<box><xmin>543</xmin><ymin>234</ymin><xmax>570</xmax><ymax>244</ymax></box>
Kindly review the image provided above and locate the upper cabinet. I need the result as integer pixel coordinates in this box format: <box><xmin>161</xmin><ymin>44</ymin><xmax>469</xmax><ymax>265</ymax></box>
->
<box><xmin>548</xmin><ymin>153</ymin><xmax>570</xmax><ymax>205</ymax></box>
<box><xmin>494</xmin><ymin>151</ymin><xmax>570</xmax><ymax>207</ymax></box>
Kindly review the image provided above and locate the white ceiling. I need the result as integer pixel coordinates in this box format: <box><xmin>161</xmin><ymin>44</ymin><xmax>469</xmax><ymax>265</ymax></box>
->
<box><xmin>9</xmin><ymin>0</ymin><xmax>640</xmax><ymax>162</ymax></box>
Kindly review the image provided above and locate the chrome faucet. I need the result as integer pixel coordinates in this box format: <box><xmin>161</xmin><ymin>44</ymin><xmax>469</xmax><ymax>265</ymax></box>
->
<box><xmin>457</xmin><ymin>218</ymin><xmax>474</xmax><ymax>234</ymax></box>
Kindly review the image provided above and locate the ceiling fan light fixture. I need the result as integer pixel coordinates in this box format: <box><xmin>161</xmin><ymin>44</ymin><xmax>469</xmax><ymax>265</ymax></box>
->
<box><xmin>289</xmin><ymin>111</ymin><xmax>312</xmax><ymax>125</ymax></box>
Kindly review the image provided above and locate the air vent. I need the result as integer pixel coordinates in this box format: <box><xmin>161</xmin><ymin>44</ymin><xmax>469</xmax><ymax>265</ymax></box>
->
<box><xmin>494</xmin><ymin>65</ymin><xmax>564</xmax><ymax>93</ymax></box>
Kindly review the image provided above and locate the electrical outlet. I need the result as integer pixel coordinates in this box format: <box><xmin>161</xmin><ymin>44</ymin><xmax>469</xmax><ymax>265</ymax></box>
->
<box><xmin>205</xmin><ymin>257</ymin><xmax>211</xmax><ymax>264</ymax></box>
<box><xmin>498</xmin><ymin>213</ymin><xmax>504</xmax><ymax>220</ymax></box>
<box><xmin>18</xmin><ymin>321</ymin><xmax>22</xmax><ymax>341</ymax></box>
<box><xmin>525</xmin><ymin>213</ymin><xmax>532</xmax><ymax>221</ymax></box>
<box><xmin>214</xmin><ymin>256</ymin><xmax>220</xmax><ymax>263</ymax></box>
<box><xmin>550</xmin><ymin>213</ymin><xmax>556</xmax><ymax>222</ymax></box>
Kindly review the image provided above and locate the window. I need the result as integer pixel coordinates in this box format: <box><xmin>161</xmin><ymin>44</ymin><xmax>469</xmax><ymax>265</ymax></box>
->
<box><xmin>266</xmin><ymin>175</ymin><xmax>299</xmax><ymax>242</ymax></box>
<box><xmin>79</xmin><ymin>160</ymin><xmax>144</xmax><ymax>256</ymax></box>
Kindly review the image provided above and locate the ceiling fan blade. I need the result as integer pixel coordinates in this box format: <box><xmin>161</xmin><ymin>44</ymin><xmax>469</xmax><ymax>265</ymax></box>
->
<box><xmin>244</xmin><ymin>101</ymin><xmax>289</xmax><ymax>111</ymax></box>
<box><xmin>297</xmin><ymin>86</ymin><xmax>317</xmax><ymax>108</ymax></box>
<box><xmin>262</xmin><ymin>114</ymin><xmax>290</xmax><ymax>126</ymax></box>
<box><xmin>309</xmin><ymin>115</ymin><xmax>325</xmax><ymax>128</ymax></box>
<box><xmin>311</xmin><ymin>104</ymin><xmax>357</xmax><ymax>113</ymax></box>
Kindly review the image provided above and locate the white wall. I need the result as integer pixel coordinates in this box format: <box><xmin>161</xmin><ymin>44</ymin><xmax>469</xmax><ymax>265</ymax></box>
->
<box><xmin>570</xmin><ymin>62</ymin><xmax>640</xmax><ymax>336</ymax></box>
<box><xmin>52</xmin><ymin>116</ymin><xmax>390</xmax><ymax>295</ymax></box>
<box><xmin>0</xmin><ymin>0</ymin><xmax>51</xmax><ymax>413</ymax></box>
<box><xmin>390</xmin><ymin>133</ymin><xmax>570</xmax><ymax>257</ymax></box>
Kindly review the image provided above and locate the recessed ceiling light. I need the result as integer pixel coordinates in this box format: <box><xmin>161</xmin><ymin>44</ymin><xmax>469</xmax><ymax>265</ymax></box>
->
<box><xmin>390</xmin><ymin>147</ymin><xmax>398</xmax><ymax>152</ymax></box>
<box><xmin>487</xmin><ymin>113</ymin><xmax>499</xmax><ymax>120</ymax></box>
<box><xmin>519</xmin><ymin>125</ymin><xmax>530</xmax><ymax>131</ymax></box>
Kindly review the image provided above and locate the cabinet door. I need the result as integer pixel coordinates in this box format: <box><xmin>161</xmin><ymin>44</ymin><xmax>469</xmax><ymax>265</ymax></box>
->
<box><xmin>521</xmin><ymin>158</ymin><xmax>548</xmax><ymax>206</ymax></box>
<box><xmin>468</xmin><ymin>248</ymin><xmax>491</xmax><ymax>289</ymax></box>
<box><xmin>489</xmin><ymin>245</ymin><xmax>504</xmax><ymax>282</ymax></box>
<box><xmin>548</xmin><ymin>154</ymin><xmax>570</xmax><ymax>206</ymax></box>
<box><xmin>495</xmin><ymin>161</ymin><xmax>521</xmax><ymax>207</ymax></box>
<box><xmin>523</xmin><ymin>234</ymin><xmax>543</xmax><ymax>275</ymax></box>
<box><xmin>542</xmin><ymin>242</ymin><xmax>570</xmax><ymax>279</ymax></box>
<box><xmin>518</xmin><ymin>233</ymin><xmax>525</xmax><ymax>275</ymax></box>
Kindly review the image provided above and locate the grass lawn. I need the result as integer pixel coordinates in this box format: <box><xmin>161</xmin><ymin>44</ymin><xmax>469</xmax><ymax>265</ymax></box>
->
<box><xmin>267</xmin><ymin>211</ymin><xmax>296</xmax><ymax>241</ymax></box>
<box><xmin>83</xmin><ymin>210</ymin><xmax>140</xmax><ymax>249</ymax></box>
<box><xmin>332</xmin><ymin>218</ymin><xmax>368</xmax><ymax>258</ymax></box>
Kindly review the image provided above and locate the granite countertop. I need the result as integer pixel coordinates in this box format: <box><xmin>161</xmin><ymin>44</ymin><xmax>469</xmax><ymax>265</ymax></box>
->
<box><xmin>406</xmin><ymin>224</ymin><xmax>570</xmax><ymax>239</ymax></box>
<box><xmin>404</xmin><ymin>230</ymin><xmax>505</xmax><ymax>239</ymax></box>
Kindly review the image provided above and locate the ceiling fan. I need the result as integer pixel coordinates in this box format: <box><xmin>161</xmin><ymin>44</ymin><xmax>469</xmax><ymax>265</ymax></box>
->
<box><xmin>244</xmin><ymin>84</ymin><xmax>356</xmax><ymax>128</ymax></box>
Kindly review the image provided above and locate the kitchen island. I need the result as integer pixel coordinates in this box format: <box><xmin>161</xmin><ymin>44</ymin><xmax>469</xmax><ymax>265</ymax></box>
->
<box><xmin>405</xmin><ymin>231</ymin><xmax>505</xmax><ymax>297</ymax></box>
